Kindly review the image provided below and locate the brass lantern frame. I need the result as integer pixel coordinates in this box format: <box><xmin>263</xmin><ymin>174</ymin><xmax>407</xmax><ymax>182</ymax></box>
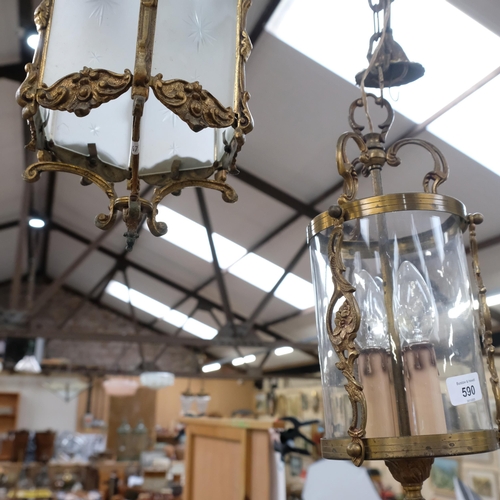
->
<box><xmin>307</xmin><ymin>95</ymin><xmax>500</xmax><ymax>498</ymax></box>
<box><xmin>17</xmin><ymin>0</ymin><xmax>253</xmax><ymax>249</ymax></box>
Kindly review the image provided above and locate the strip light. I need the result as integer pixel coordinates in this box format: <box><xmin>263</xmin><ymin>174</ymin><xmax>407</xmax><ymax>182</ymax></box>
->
<box><xmin>202</xmin><ymin>362</ymin><xmax>221</xmax><ymax>373</ymax></box>
<box><xmin>154</xmin><ymin>206</ymin><xmax>314</xmax><ymax>310</ymax></box>
<box><xmin>106</xmin><ymin>280</ymin><xmax>218</xmax><ymax>340</ymax></box>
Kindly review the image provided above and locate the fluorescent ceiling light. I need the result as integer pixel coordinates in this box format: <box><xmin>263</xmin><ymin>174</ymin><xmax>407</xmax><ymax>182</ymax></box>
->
<box><xmin>267</xmin><ymin>0</ymin><xmax>500</xmax><ymax>124</ymax></box>
<box><xmin>228</xmin><ymin>252</ymin><xmax>284</xmax><ymax>292</ymax></box>
<box><xmin>275</xmin><ymin>273</ymin><xmax>314</xmax><ymax>310</ymax></box>
<box><xmin>275</xmin><ymin>346</ymin><xmax>294</xmax><ymax>356</ymax></box>
<box><xmin>427</xmin><ymin>77</ymin><xmax>500</xmax><ymax>176</ymax></box>
<box><xmin>27</xmin><ymin>34</ymin><xmax>39</xmax><ymax>50</ymax></box>
<box><xmin>29</xmin><ymin>218</ymin><xmax>45</xmax><ymax>229</ymax></box>
<box><xmin>182</xmin><ymin>317</ymin><xmax>218</xmax><ymax>340</ymax></box>
<box><xmin>106</xmin><ymin>280</ymin><xmax>217</xmax><ymax>340</ymax></box>
<box><xmin>153</xmin><ymin>206</ymin><xmax>314</xmax><ymax>310</ymax></box>
<box><xmin>202</xmin><ymin>362</ymin><xmax>221</xmax><ymax>373</ymax></box>
<box><xmin>487</xmin><ymin>294</ymin><xmax>500</xmax><ymax>308</ymax></box>
<box><xmin>156</xmin><ymin>206</ymin><xmax>213</xmax><ymax>262</ymax></box>
<box><xmin>232</xmin><ymin>354</ymin><xmax>257</xmax><ymax>366</ymax></box>
<box><xmin>212</xmin><ymin>233</ymin><xmax>247</xmax><ymax>269</ymax></box>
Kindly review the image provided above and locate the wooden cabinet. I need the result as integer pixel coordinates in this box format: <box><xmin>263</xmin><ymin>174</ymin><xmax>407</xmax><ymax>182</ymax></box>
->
<box><xmin>181</xmin><ymin>418</ymin><xmax>282</xmax><ymax>500</ymax></box>
<box><xmin>0</xmin><ymin>393</ymin><xmax>19</xmax><ymax>432</ymax></box>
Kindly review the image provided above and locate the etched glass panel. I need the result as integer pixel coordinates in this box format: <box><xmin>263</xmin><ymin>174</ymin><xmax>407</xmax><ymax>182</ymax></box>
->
<box><xmin>139</xmin><ymin>93</ymin><xmax>232</xmax><ymax>174</ymax></box>
<box><xmin>42</xmin><ymin>0</ymin><xmax>140</xmax><ymax>86</ymax></box>
<box><xmin>152</xmin><ymin>0</ymin><xmax>239</xmax><ymax>109</ymax></box>
<box><xmin>41</xmin><ymin>91</ymin><xmax>134</xmax><ymax>170</ymax></box>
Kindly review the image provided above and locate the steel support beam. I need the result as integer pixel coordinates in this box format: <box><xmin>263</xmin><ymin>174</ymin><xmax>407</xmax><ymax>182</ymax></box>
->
<box><xmin>49</xmin><ymin>222</ymin><xmax>303</xmax><ymax>346</ymax></box>
<box><xmin>10</xmin><ymin>183</ymin><xmax>31</xmax><ymax>310</ymax></box>
<box><xmin>0</xmin><ymin>220</ymin><xmax>19</xmax><ymax>232</ymax></box>
<box><xmin>0</xmin><ymin>328</ymin><xmax>318</xmax><ymax>353</ymax></box>
<box><xmin>196</xmin><ymin>187</ymin><xmax>235</xmax><ymax>329</ymax></box>
<box><xmin>246</xmin><ymin>242</ymin><xmax>308</xmax><ymax>330</ymax></box>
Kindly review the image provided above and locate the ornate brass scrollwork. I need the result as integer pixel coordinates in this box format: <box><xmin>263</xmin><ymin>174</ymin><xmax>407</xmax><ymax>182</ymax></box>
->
<box><xmin>468</xmin><ymin>213</ymin><xmax>500</xmax><ymax>430</ymax></box>
<box><xmin>148</xmin><ymin>170</ymin><xmax>238</xmax><ymax>236</ymax></box>
<box><xmin>336</xmin><ymin>132</ymin><xmax>365</xmax><ymax>205</ymax></box>
<box><xmin>326</xmin><ymin>217</ymin><xmax>367</xmax><ymax>466</ymax></box>
<box><xmin>387</xmin><ymin>139</ymin><xmax>449</xmax><ymax>194</ymax></box>
<box><xmin>236</xmin><ymin>0</ymin><xmax>253</xmax><ymax>135</ymax></box>
<box><xmin>348</xmin><ymin>94</ymin><xmax>394</xmax><ymax>140</ymax></box>
<box><xmin>37</xmin><ymin>68</ymin><xmax>133</xmax><ymax>117</ymax></box>
<box><xmin>150</xmin><ymin>78</ymin><xmax>235</xmax><ymax>132</ymax></box>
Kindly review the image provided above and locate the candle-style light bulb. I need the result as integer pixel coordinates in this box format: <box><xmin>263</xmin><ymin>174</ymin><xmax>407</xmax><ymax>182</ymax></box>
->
<box><xmin>395</xmin><ymin>261</ymin><xmax>437</xmax><ymax>345</ymax></box>
<box><xmin>354</xmin><ymin>269</ymin><xmax>389</xmax><ymax>350</ymax></box>
<box><xmin>354</xmin><ymin>269</ymin><xmax>398</xmax><ymax>438</ymax></box>
<box><xmin>395</xmin><ymin>261</ymin><xmax>447</xmax><ymax>436</ymax></box>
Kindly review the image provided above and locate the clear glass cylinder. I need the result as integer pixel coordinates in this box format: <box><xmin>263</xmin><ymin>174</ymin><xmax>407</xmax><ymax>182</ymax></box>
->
<box><xmin>310</xmin><ymin>209</ymin><xmax>493</xmax><ymax>440</ymax></box>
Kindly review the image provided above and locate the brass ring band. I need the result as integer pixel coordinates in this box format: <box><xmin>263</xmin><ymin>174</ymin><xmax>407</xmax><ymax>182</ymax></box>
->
<box><xmin>307</xmin><ymin>193</ymin><xmax>467</xmax><ymax>241</ymax></box>
<box><xmin>321</xmin><ymin>430</ymin><xmax>499</xmax><ymax>461</ymax></box>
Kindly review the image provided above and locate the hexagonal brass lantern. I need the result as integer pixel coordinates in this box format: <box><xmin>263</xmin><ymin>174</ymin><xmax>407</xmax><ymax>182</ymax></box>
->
<box><xmin>17</xmin><ymin>0</ymin><xmax>253</xmax><ymax>250</ymax></box>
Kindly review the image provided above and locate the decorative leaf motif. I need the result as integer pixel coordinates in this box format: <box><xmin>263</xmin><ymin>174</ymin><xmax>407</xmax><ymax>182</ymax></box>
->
<box><xmin>34</xmin><ymin>0</ymin><xmax>50</xmax><ymax>31</ymax></box>
<box><xmin>387</xmin><ymin>138</ymin><xmax>449</xmax><ymax>193</ymax></box>
<box><xmin>325</xmin><ymin>221</ymin><xmax>367</xmax><ymax>465</ymax></box>
<box><xmin>36</xmin><ymin>67</ymin><xmax>133</xmax><ymax>117</ymax></box>
<box><xmin>150</xmin><ymin>77</ymin><xmax>235</xmax><ymax>132</ymax></box>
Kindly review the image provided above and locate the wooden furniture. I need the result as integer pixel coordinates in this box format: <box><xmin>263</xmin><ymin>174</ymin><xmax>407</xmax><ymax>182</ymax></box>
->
<box><xmin>0</xmin><ymin>393</ymin><xmax>19</xmax><ymax>432</ymax></box>
<box><xmin>106</xmin><ymin>388</ymin><xmax>156</xmax><ymax>455</ymax></box>
<box><xmin>181</xmin><ymin>418</ymin><xmax>282</xmax><ymax>500</ymax></box>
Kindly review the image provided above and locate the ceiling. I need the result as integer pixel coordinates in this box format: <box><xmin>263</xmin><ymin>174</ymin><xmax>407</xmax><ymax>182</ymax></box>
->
<box><xmin>1</xmin><ymin>0</ymin><xmax>500</xmax><ymax>377</ymax></box>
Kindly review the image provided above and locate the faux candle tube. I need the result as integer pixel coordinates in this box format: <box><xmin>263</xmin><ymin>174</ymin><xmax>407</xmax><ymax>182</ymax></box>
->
<box><xmin>403</xmin><ymin>342</ymin><xmax>447</xmax><ymax>435</ymax></box>
<box><xmin>358</xmin><ymin>348</ymin><xmax>399</xmax><ymax>438</ymax></box>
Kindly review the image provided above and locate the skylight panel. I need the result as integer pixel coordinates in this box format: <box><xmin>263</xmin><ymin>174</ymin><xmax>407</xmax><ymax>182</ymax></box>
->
<box><xmin>267</xmin><ymin>0</ymin><xmax>500</xmax><ymax>124</ymax></box>
<box><xmin>153</xmin><ymin>205</ymin><xmax>314</xmax><ymax>309</ymax></box>
<box><xmin>212</xmin><ymin>233</ymin><xmax>247</xmax><ymax>269</ymax></box>
<box><xmin>228</xmin><ymin>252</ymin><xmax>285</xmax><ymax>292</ymax></box>
<box><xmin>427</xmin><ymin>77</ymin><xmax>500</xmax><ymax>176</ymax></box>
<box><xmin>105</xmin><ymin>280</ymin><xmax>217</xmax><ymax>339</ymax></box>
<box><xmin>183</xmin><ymin>317</ymin><xmax>218</xmax><ymax>340</ymax></box>
<box><xmin>156</xmin><ymin>205</ymin><xmax>213</xmax><ymax>262</ymax></box>
<box><xmin>106</xmin><ymin>281</ymin><xmax>169</xmax><ymax>317</ymax></box>
<box><xmin>275</xmin><ymin>273</ymin><xmax>314</xmax><ymax>310</ymax></box>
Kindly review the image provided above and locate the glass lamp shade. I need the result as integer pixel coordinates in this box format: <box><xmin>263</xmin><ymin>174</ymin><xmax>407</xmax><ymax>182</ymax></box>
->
<box><xmin>14</xmin><ymin>355</ymin><xmax>41</xmax><ymax>374</ymax></box>
<box><xmin>43</xmin><ymin>378</ymin><xmax>89</xmax><ymax>402</ymax></box>
<box><xmin>140</xmin><ymin>371</ymin><xmax>175</xmax><ymax>390</ymax></box>
<box><xmin>309</xmin><ymin>210</ymin><xmax>494</xmax><ymax>441</ymax></box>
<box><xmin>180</xmin><ymin>392</ymin><xmax>195</xmax><ymax>415</ymax></box>
<box><xmin>17</xmin><ymin>0</ymin><xmax>253</xmax><ymax>249</ymax></box>
<box><xmin>195</xmin><ymin>394</ymin><xmax>211</xmax><ymax>415</ymax></box>
<box><xmin>24</xmin><ymin>0</ymin><xmax>251</xmax><ymax>176</ymax></box>
<box><xmin>103</xmin><ymin>378</ymin><xmax>139</xmax><ymax>397</ymax></box>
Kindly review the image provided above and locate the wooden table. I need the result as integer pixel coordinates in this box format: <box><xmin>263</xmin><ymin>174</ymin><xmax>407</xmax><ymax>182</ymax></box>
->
<box><xmin>180</xmin><ymin>418</ymin><xmax>283</xmax><ymax>500</ymax></box>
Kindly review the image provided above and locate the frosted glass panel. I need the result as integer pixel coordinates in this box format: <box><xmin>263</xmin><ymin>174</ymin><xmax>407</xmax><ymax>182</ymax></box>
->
<box><xmin>43</xmin><ymin>0</ymin><xmax>140</xmax><ymax>86</ymax></box>
<box><xmin>42</xmin><ymin>91</ymin><xmax>134</xmax><ymax>169</ymax></box>
<box><xmin>140</xmin><ymin>93</ymin><xmax>234</xmax><ymax>174</ymax></box>
<box><xmin>153</xmin><ymin>0</ymin><xmax>238</xmax><ymax>109</ymax></box>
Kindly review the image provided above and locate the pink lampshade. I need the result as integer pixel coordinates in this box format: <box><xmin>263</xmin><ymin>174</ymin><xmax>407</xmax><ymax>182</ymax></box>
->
<box><xmin>103</xmin><ymin>378</ymin><xmax>139</xmax><ymax>397</ymax></box>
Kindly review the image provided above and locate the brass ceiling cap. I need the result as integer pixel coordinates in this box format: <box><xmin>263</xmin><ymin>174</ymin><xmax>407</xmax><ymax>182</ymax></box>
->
<box><xmin>355</xmin><ymin>29</ymin><xmax>425</xmax><ymax>88</ymax></box>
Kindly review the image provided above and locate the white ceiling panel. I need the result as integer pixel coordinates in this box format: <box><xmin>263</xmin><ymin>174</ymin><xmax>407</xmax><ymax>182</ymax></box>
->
<box><xmin>0</xmin><ymin>227</ymin><xmax>25</xmax><ymax>284</ymax></box>
<box><xmin>239</xmin><ymin>32</ymin><xmax>415</xmax><ymax>203</ymax></box>
<box><xmin>129</xmin><ymin>229</ymin><xmax>215</xmax><ymax>290</ymax></box>
<box><xmin>0</xmin><ymin>79</ymin><xmax>26</xmax><ymax>224</ymax></box>
<box><xmin>47</xmin><ymin>230</ymin><xmax>116</xmax><ymax>294</ymax></box>
<box><xmin>0</xmin><ymin>0</ymin><xmax>20</xmax><ymax>66</ymax></box>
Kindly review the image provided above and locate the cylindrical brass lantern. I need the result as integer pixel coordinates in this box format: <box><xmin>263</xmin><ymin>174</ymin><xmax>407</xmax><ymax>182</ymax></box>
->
<box><xmin>17</xmin><ymin>0</ymin><xmax>253</xmax><ymax>250</ymax></box>
<box><xmin>308</xmin><ymin>95</ymin><xmax>500</xmax><ymax>499</ymax></box>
